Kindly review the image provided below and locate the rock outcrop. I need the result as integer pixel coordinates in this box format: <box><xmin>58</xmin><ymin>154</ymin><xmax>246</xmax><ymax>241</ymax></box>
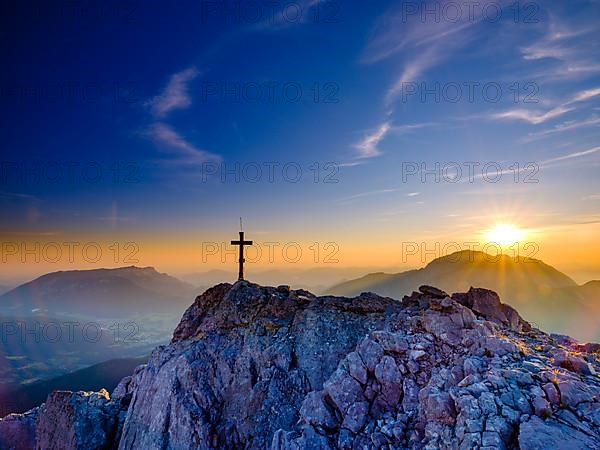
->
<box><xmin>35</xmin><ymin>389</ymin><xmax>123</xmax><ymax>450</ymax></box>
<box><xmin>0</xmin><ymin>408</ymin><xmax>38</xmax><ymax>450</ymax></box>
<box><xmin>1</xmin><ymin>282</ymin><xmax>599</xmax><ymax>449</ymax></box>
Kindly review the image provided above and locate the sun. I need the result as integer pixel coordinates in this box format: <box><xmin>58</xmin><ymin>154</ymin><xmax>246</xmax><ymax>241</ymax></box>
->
<box><xmin>485</xmin><ymin>223</ymin><xmax>525</xmax><ymax>246</ymax></box>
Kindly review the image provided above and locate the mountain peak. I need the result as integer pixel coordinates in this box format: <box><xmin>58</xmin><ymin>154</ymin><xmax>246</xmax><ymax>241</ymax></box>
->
<box><xmin>328</xmin><ymin>251</ymin><xmax>592</xmax><ymax>340</ymax></box>
<box><xmin>425</xmin><ymin>249</ymin><xmax>540</xmax><ymax>266</ymax></box>
<box><xmin>0</xmin><ymin>265</ymin><xmax>195</xmax><ymax>317</ymax></box>
<box><xmin>3</xmin><ymin>282</ymin><xmax>598</xmax><ymax>449</ymax></box>
<box><xmin>39</xmin><ymin>265</ymin><xmax>159</xmax><ymax>276</ymax></box>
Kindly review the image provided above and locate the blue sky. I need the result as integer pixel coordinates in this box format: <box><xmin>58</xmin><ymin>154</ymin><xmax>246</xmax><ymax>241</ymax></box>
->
<box><xmin>1</xmin><ymin>0</ymin><xmax>600</xmax><ymax>278</ymax></box>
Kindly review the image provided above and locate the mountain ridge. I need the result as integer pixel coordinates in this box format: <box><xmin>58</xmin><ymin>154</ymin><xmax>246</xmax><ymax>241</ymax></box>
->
<box><xmin>0</xmin><ymin>266</ymin><xmax>195</xmax><ymax>317</ymax></box>
<box><xmin>327</xmin><ymin>250</ymin><xmax>598</xmax><ymax>341</ymax></box>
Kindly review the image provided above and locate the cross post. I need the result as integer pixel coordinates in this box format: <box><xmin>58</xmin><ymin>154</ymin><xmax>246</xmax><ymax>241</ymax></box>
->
<box><xmin>231</xmin><ymin>231</ymin><xmax>253</xmax><ymax>280</ymax></box>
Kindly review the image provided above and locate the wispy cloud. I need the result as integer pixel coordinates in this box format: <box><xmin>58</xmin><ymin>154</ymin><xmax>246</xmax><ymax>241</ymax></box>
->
<box><xmin>571</xmin><ymin>87</ymin><xmax>600</xmax><ymax>103</ymax></box>
<box><xmin>541</xmin><ymin>146</ymin><xmax>600</xmax><ymax>165</ymax></box>
<box><xmin>252</xmin><ymin>0</ymin><xmax>326</xmax><ymax>31</ymax></box>
<box><xmin>354</xmin><ymin>122</ymin><xmax>390</xmax><ymax>158</ymax></box>
<box><xmin>340</xmin><ymin>188</ymin><xmax>401</xmax><ymax>202</ymax></box>
<box><xmin>492</xmin><ymin>106</ymin><xmax>574</xmax><ymax>125</ymax></box>
<box><xmin>524</xmin><ymin>116</ymin><xmax>600</xmax><ymax>141</ymax></box>
<box><xmin>457</xmin><ymin>146</ymin><xmax>600</xmax><ymax>184</ymax></box>
<box><xmin>490</xmin><ymin>88</ymin><xmax>600</xmax><ymax>129</ymax></box>
<box><xmin>337</xmin><ymin>161</ymin><xmax>365</xmax><ymax>168</ymax></box>
<box><xmin>146</xmin><ymin>123</ymin><xmax>221</xmax><ymax>164</ymax></box>
<box><xmin>363</xmin><ymin>0</ymin><xmax>511</xmax><ymax>106</ymax></box>
<box><xmin>0</xmin><ymin>191</ymin><xmax>39</xmax><ymax>202</ymax></box>
<box><xmin>520</xmin><ymin>14</ymin><xmax>600</xmax><ymax>82</ymax></box>
<box><xmin>361</xmin><ymin>2</ymin><xmax>486</xmax><ymax>65</ymax></box>
<box><xmin>385</xmin><ymin>47</ymin><xmax>447</xmax><ymax>105</ymax></box>
<box><xmin>351</xmin><ymin>122</ymin><xmax>432</xmax><ymax>159</ymax></box>
<box><xmin>143</xmin><ymin>67</ymin><xmax>221</xmax><ymax>165</ymax></box>
<box><xmin>339</xmin><ymin>188</ymin><xmax>424</xmax><ymax>204</ymax></box>
<box><xmin>147</xmin><ymin>67</ymin><xmax>199</xmax><ymax>118</ymax></box>
<box><xmin>491</xmin><ymin>87</ymin><xmax>600</xmax><ymax>125</ymax></box>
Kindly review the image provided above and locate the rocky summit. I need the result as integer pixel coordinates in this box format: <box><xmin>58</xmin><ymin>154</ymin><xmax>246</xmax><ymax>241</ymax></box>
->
<box><xmin>1</xmin><ymin>281</ymin><xmax>599</xmax><ymax>449</ymax></box>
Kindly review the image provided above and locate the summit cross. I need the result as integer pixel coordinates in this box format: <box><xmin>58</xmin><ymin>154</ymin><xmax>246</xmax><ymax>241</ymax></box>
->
<box><xmin>231</xmin><ymin>226</ymin><xmax>253</xmax><ymax>281</ymax></box>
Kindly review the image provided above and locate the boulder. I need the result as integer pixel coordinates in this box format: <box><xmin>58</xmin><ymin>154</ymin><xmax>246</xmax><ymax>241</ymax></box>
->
<box><xmin>519</xmin><ymin>415</ymin><xmax>598</xmax><ymax>450</ymax></box>
<box><xmin>419</xmin><ymin>285</ymin><xmax>448</xmax><ymax>299</ymax></box>
<box><xmin>452</xmin><ymin>287</ymin><xmax>529</xmax><ymax>331</ymax></box>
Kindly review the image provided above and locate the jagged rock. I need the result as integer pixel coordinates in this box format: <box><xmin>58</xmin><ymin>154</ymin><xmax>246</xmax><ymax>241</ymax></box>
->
<box><xmin>342</xmin><ymin>352</ymin><xmax>367</xmax><ymax>385</ymax></box>
<box><xmin>111</xmin><ymin>363</ymin><xmax>146</xmax><ymax>407</ymax></box>
<box><xmin>580</xmin><ymin>342</ymin><xmax>600</xmax><ymax>353</ymax></box>
<box><xmin>542</xmin><ymin>382</ymin><xmax>560</xmax><ymax>405</ymax></box>
<box><xmin>36</xmin><ymin>389</ymin><xmax>122</xmax><ymax>450</ymax></box>
<box><xmin>300</xmin><ymin>391</ymin><xmax>338</xmax><ymax>430</ymax></box>
<box><xmin>1</xmin><ymin>282</ymin><xmax>599</xmax><ymax>449</ymax></box>
<box><xmin>374</xmin><ymin>356</ymin><xmax>402</xmax><ymax>405</ymax></box>
<box><xmin>402</xmin><ymin>378</ymin><xmax>420</xmax><ymax>412</ymax></box>
<box><xmin>478</xmin><ymin>391</ymin><xmax>498</xmax><ymax>415</ymax></box>
<box><xmin>551</xmin><ymin>333</ymin><xmax>579</xmax><ymax>346</ymax></box>
<box><xmin>452</xmin><ymin>287</ymin><xmax>530</xmax><ymax>331</ymax></box>
<box><xmin>553</xmin><ymin>350</ymin><xmax>595</xmax><ymax>375</ymax></box>
<box><xmin>0</xmin><ymin>408</ymin><xmax>38</xmax><ymax>450</ymax></box>
<box><xmin>356</xmin><ymin>337</ymin><xmax>384</xmax><ymax>372</ymax></box>
<box><xmin>118</xmin><ymin>283</ymin><xmax>403</xmax><ymax>450</ymax></box>
<box><xmin>421</xmin><ymin>389</ymin><xmax>457</xmax><ymax>425</ymax></box>
<box><xmin>372</xmin><ymin>331</ymin><xmax>409</xmax><ymax>353</ymax></box>
<box><xmin>519</xmin><ymin>415</ymin><xmax>599</xmax><ymax>449</ymax></box>
<box><xmin>530</xmin><ymin>386</ymin><xmax>552</xmax><ymax>418</ymax></box>
<box><xmin>341</xmin><ymin>401</ymin><xmax>368</xmax><ymax>433</ymax></box>
<box><xmin>555</xmin><ymin>377</ymin><xmax>597</xmax><ymax>407</ymax></box>
<box><xmin>324</xmin><ymin>368</ymin><xmax>365</xmax><ymax>414</ymax></box>
<box><xmin>419</xmin><ymin>285</ymin><xmax>448</xmax><ymax>299</ymax></box>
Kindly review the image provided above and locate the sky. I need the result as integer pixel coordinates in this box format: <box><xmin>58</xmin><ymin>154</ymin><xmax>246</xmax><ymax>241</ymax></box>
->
<box><xmin>1</xmin><ymin>0</ymin><xmax>599</xmax><ymax>283</ymax></box>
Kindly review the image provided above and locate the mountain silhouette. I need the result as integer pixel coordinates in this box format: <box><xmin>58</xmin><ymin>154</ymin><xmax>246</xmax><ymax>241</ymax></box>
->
<box><xmin>327</xmin><ymin>250</ymin><xmax>599</xmax><ymax>341</ymax></box>
<box><xmin>0</xmin><ymin>266</ymin><xmax>195</xmax><ymax>317</ymax></box>
<box><xmin>0</xmin><ymin>267</ymin><xmax>196</xmax><ymax>393</ymax></box>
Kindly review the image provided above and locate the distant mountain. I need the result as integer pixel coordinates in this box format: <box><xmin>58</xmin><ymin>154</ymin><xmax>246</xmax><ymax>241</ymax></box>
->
<box><xmin>0</xmin><ymin>356</ymin><xmax>147</xmax><ymax>416</ymax></box>
<box><xmin>327</xmin><ymin>250</ymin><xmax>600</xmax><ymax>341</ymax></box>
<box><xmin>0</xmin><ymin>285</ymin><xmax>9</xmax><ymax>295</ymax></box>
<box><xmin>576</xmin><ymin>280</ymin><xmax>600</xmax><ymax>303</ymax></box>
<box><xmin>0</xmin><ymin>267</ymin><xmax>192</xmax><ymax>394</ymax></box>
<box><xmin>327</xmin><ymin>251</ymin><xmax>576</xmax><ymax>298</ymax></box>
<box><xmin>0</xmin><ymin>266</ymin><xmax>196</xmax><ymax>317</ymax></box>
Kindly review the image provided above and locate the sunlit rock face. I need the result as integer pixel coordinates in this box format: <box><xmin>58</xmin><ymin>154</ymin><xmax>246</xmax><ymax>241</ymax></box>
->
<box><xmin>2</xmin><ymin>281</ymin><xmax>600</xmax><ymax>449</ymax></box>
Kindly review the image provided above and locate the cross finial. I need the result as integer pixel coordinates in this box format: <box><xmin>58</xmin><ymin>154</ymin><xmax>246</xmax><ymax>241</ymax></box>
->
<box><xmin>231</xmin><ymin>220</ymin><xmax>252</xmax><ymax>281</ymax></box>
